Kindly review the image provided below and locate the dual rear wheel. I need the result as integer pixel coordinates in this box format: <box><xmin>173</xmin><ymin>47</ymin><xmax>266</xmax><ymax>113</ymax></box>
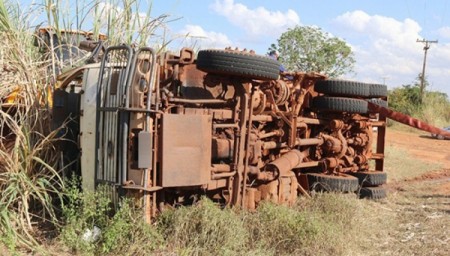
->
<box><xmin>306</xmin><ymin>171</ymin><xmax>387</xmax><ymax>199</ymax></box>
<box><xmin>311</xmin><ymin>79</ymin><xmax>388</xmax><ymax>199</ymax></box>
<box><xmin>196</xmin><ymin>50</ymin><xmax>388</xmax><ymax>200</ymax></box>
<box><xmin>312</xmin><ymin>79</ymin><xmax>388</xmax><ymax>114</ymax></box>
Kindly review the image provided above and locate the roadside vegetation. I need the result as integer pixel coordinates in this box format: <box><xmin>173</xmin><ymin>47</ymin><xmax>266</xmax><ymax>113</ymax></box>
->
<box><xmin>54</xmin><ymin>184</ymin><xmax>382</xmax><ymax>255</ymax></box>
<box><xmin>388</xmin><ymin>76</ymin><xmax>450</xmax><ymax>129</ymax></box>
<box><xmin>0</xmin><ymin>0</ymin><xmax>168</xmax><ymax>252</ymax></box>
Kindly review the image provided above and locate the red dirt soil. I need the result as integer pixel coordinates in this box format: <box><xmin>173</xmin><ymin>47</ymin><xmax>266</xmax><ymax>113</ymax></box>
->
<box><xmin>386</xmin><ymin>129</ymin><xmax>450</xmax><ymax>194</ymax></box>
<box><xmin>386</xmin><ymin>129</ymin><xmax>450</xmax><ymax>168</ymax></box>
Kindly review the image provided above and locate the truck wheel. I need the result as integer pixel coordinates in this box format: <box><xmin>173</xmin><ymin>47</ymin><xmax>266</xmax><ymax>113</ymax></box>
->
<box><xmin>350</xmin><ymin>171</ymin><xmax>387</xmax><ymax>187</ymax></box>
<box><xmin>368</xmin><ymin>83</ymin><xmax>388</xmax><ymax>97</ymax></box>
<box><xmin>196</xmin><ymin>49</ymin><xmax>280</xmax><ymax>80</ymax></box>
<box><xmin>359</xmin><ymin>186</ymin><xmax>387</xmax><ymax>199</ymax></box>
<box><xmin>312</xmin><ymin>96</ymin><xmax>368</xmax><ymax>114</ymax></box>
<box><xmin>367</xmin><ymin>98</ymin><xmax>388</xmax><ymax>109</ymax></box>
<box><xmin>314</xmin><ymin>79</ymin><xmax>370</xmax><ymax>97</ymax></box>
<box><xmin>307</xmin><ymin>173</ymin><xmax>359</xmax><ymax>192</ymax></box>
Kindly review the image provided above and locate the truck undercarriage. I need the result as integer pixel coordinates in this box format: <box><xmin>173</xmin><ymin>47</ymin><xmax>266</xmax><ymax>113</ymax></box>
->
<box><xmin>51</xmin><ymin>45</ymin><xmax>450</xmax><ymax>221</ymax></box>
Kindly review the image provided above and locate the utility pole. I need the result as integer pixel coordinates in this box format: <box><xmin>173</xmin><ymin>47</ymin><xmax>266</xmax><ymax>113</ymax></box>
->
<box><xmin>416</xmin><ymin>38</ymin><xmax>438</xmax><ymax>103</ymax></box>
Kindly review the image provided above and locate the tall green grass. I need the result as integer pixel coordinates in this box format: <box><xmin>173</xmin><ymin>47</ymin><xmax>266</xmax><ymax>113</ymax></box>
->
<box><xmin>0</xmin><ymin>0</ymin><xmax>171</xmax><ymax>251</ymax></box>
<box><xmin>417</xmin><ymin>92</ymin><xmax>450</xmax><ymax>127</ymax></box>
<box><xmin>1</xmin><ymin>0</ymin><xmax>62</xmax><ymax>251</ymax></box>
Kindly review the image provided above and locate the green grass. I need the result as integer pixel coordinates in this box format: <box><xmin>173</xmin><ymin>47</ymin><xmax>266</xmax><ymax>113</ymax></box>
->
<box><xmin>59</xmin><ymin>179</ymin><xmax>164</xmax><ymax>255</ymax></box>
<box><xmin>52</xmin><ymin>192</ymin><xmax>373</xmax><ymax>256</ymax></box>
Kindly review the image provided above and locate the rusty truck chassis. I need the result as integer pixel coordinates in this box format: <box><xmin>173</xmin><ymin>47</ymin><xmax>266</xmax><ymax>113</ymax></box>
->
<box><xmin>52</xmin><ymin>45</ymin><xmax>450</xmax><ymax>221</ymax></box>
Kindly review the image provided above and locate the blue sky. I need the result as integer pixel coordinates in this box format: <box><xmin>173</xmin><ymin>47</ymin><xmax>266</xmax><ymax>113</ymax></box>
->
<box><xmin>149</xmin><ymin>0</ymin><xmax>450</xmax><ymax>96</ymax></box>
<box><xmin>20</xmin><ymin>0</ymin><xmax>450</xmax><ymax>95</ymax></box>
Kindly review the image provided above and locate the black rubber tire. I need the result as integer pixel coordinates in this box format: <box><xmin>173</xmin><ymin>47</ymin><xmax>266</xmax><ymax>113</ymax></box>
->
<box><xmin>196</xmin><ymin>49</ymin><xmax>280</xmax><ymax>80</ymax></box>
<box><xmin>350</xmin><ymin>171</ymin><xmax>387</xmax><ymax>187</ymax></box>
<box><xmin>307</xmin><ymin>173</ymin><xmax>359</xmax><ymax>192</ymax></box>
<box><xmin>312</xmin><ymin>96</ymin><xmax>368</xmax><ymax>114</ymax></box>
<box><xmin>367</xmin><ymin>98</ymin><xmax>388</xmax><ymax>108</ymax></box>
<box><xmin>359</xmin><ymin>186</ymin><xmax>387</xmax><ymax>199</ymax></box>
<box><xmin>368</xmin><ymin>83</ymin><xmax>388</xmax><ymax>97</ymax></box>
<box><xmin>314</xmin><ymin>79</ymin><xmax>370</xmax><ymax>97</ymax></box>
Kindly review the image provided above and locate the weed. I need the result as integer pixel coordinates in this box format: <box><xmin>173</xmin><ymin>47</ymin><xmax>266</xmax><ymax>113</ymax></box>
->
<box><xmin>59</xmin><ymin>178</ymin><xmax>164</xmax><ymax>255</ymax></box>
<box><xmin>245</xmin><ymin>202</ymin><xmax>321</xmax><ymax>255</ymax></box>
<box><xmin>59</xmin><ymin>178</ymin><xmax>111</xmax><ymax>253</ymax></box>
<box><xmin>101</xmin><ymin>199</ymin><xmax>164</xmax><ymax>254</ymax></box>
<box><xmin>157</xmin><ymin>198</ymin><xmax>249</xmax><ymax>255</ymax></box>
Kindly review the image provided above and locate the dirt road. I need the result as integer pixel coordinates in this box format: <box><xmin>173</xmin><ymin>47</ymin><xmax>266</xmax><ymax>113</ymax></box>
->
<box><xmin>386</xmin><ymin>129</ymin><xmax>450</xmax><ymax>168</ymax></box>
<box><xmin>371</xmin><ymin>128</ymin><xmax>449</xmax><ymax>256</ymax></box>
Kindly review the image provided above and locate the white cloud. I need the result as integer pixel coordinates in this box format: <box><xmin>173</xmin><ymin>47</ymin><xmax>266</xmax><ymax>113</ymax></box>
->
<box><xmin>210</xmin><ymin>0</ymin><xmax>300</xmax><ymax>37</ymax></box>
<box><xmin>335</xmin><ymin>10</ymin><xmax>421</xmax><ymax>52</ymax></box>
<box><xmin>179</xmin><ymin>24</ymin><xmax>233</xmax><ymax>49</ymax></box>
<box><xmin>437</xmin><ymin>27</ymin><xmax>450</xmax><ymax>39</ymax></box>
<box><xmin>333</xmin><ymin>10</ymin><xmax>450</xmax><ymax>95</ymax></box>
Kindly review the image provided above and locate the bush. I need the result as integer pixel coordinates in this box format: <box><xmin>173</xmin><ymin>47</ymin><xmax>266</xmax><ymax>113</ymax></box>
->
<box><xmin>417</xmin><ymin>92</ymin><xmax>450</xmax><ymax>127</ymax></box>
<box><xmin>101</xmin><ymin>200</ymin><xmax>164</xmax><ymax>254</ymax></box>
<box><xmin>388</xmin><ymin>84</ymin><xmax>450</xmax><ymax>128</ymax></box>
<box><xmin>59</xmin><ymin>179</ymin><xmax>164</xmax><ymax>255</ymax></box>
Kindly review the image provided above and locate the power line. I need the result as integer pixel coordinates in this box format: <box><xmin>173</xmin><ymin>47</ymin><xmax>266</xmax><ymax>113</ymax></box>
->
<box><xmin>416</xmin><ymin>38</ymin><xmax>438</xmax><ymax>103</ymax></box>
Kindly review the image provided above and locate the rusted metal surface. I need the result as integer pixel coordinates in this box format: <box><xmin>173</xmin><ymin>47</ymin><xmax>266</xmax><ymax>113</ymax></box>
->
<box><xmin>160</xmin><ymin>113</ymin><xmax>212</xmax><ymax>187</ymax></box>
<box><xmin>59</xmin><ymin>44</ymin><xmax>450</xmax><ymax>220</ymax></box>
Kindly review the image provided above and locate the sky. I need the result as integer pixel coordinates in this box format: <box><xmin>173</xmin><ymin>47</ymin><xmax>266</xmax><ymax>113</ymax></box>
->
<box><xmin>148</xmin><ymin>0</ymin><xmax>450</xmax><ymax>96</ymax></box>
<box><xmin>20</xmin><ymin>0</ymin><xmax>450</xmax><ymax>96</ymax></box>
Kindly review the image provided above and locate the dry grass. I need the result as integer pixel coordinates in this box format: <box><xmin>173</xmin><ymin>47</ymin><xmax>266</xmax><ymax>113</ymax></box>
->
<box><xmin>383</xmin><ymin>145</ymin><xmax>443</xmax><ymax>182</ymax></box>
<box><xmin>156</xmin><ymin>194</ymin><xmax>384</xmax><ymax>256</ymax></box>
<box><xmin>359</xmin><ymin>138</ymin><xmax>449</xmax><ymax>256</ymax></box>
<box><xmin>355</xmin><ymin>184</ymin><xmax>449</xmax><ymax>256</ymax></box>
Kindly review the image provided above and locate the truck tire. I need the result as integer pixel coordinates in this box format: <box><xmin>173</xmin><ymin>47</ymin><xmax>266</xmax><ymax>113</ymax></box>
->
<box><xmin>350</xmin><ymin>171</ymin><xmax>387</xmax><ymax>187</ymax></box>
<box><xmin>359</xmin><ymin>186</ymin><xmax>387</xmax><ymax>199</ymax></box>
<box><xmin>307</xmin><ymin>173</ymin><xmax>359</xmax><ymax>192</ymax></box>
<box><xmin>367</xmin><ymin>98</ymin><xmax>388</xmax><ymax>109</ymax></box>
<box><xmin>368</xmin><ymin>83</ymin><xmax>388</xmax><ymax>97</ymax></box>
<box><xmin>314</xmin><ymin>79</ymin><xmax>370</xmax><ymax>97</ymax></box>
<box><xmin>196</xmin><ymin>49</ymin><xmax>280</xmax><ymax>80</ymax></box>
<box><xmin>312</xmin><ymin>96</ymin><xmax>368</xmax><ymax>114</ymax></box>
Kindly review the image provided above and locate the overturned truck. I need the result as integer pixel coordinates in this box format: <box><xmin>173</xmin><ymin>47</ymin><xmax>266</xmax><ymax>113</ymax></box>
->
<box><xmin>53</xmin><ymin>45</ymin><xmax>449</xmax><ymax>221</ymax></box>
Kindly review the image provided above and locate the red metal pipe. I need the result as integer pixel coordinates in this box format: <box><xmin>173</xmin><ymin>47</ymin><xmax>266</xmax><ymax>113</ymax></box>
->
<box><xmin>367</xmin><ymin>101</ymin><xmax>450</xmax><ymax>137</ymax></box>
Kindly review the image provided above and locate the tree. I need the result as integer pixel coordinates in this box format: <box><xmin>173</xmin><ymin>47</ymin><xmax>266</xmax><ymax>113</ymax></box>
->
<box><xmin>269</xmin><ymin>26</ymin><xmax>355</xmax><ymax>77</ymax></box>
